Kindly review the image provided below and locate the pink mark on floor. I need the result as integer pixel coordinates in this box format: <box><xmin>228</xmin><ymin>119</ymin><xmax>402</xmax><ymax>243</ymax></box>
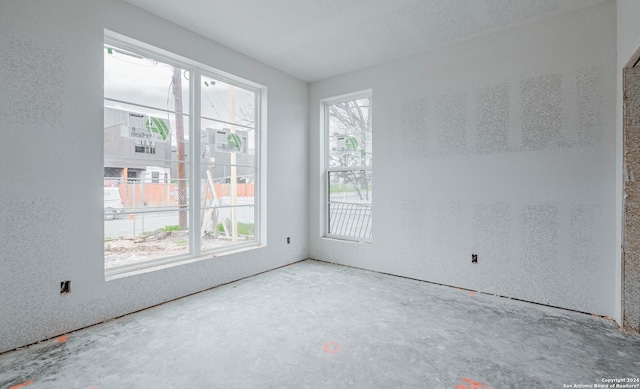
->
<box><xmin>322</xmin><ymin>341</ymin><xmax>342</xmax><ymax>354</ymax></box>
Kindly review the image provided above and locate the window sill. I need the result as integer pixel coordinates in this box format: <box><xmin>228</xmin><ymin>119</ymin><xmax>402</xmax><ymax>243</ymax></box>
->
<box><xmin>105</xmin><ymin>242</ymin><xmax>264</xmax><ymax>281</ymax></box>
<box><xmin>322</xmin><ymin>236</ymin><xmax>372</xmax><ymax>245</ymax></box>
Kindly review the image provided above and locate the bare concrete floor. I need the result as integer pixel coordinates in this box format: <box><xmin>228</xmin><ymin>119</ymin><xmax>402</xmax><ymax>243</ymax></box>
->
<box><xmin>1</xmin><ymin>260</ymin><xmax>639</xmax><ymax>389</ymax></box>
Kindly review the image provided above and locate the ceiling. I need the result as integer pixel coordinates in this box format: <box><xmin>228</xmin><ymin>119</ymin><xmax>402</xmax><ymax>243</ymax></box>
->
<box><xmin>122</xmin><ymin>0</ymin><xmax>605</xmax><ymax>83</ymax></box>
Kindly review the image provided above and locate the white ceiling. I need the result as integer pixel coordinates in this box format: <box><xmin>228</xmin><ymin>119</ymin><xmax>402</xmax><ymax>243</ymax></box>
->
<box><xmin>122</xmin><ymin>0</ymin><xmax>606</xmax><ymax>83</ymax></box>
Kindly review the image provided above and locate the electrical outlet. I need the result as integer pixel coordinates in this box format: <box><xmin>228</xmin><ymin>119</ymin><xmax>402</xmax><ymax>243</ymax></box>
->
<box><xmin>287</xmin><ymin>237</ymin><xmax>290</xmax><ymax>244</ymax></box>
<box><xmin>472</xmin><ymin>254</ymin><xmax>478</xmax><ymax>264</ymax></box>
<box><xmin>60</xmin><ymin>281</ymin><xmax>71</xmax><ymax>294</ymax></box>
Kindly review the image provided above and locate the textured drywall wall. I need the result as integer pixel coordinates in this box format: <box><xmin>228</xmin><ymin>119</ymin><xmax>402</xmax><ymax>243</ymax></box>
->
<box><xmin>0</xmin><ymin>0</ymin><xmax>308</xmax><ymax>353</ymax></box>
<box><xmin>616</xmin><ymin>0</ymin><xmax>640</xmax><ymax>326</ymax></box>
<box><xmin>623</xmin><ymin>67</ymin><xmax>640</xmax><ymax>331</ymax></box>
<box><xmin>309</xmin><ymin>1</ymin><xmax>617</xmax><ymax>316</ymax></box>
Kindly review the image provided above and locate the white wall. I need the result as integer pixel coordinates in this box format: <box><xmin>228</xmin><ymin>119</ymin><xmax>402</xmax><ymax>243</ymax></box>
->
<box><xmin>0</xmin><ymin>0</ymin><xmax>308</xmax><ymax>353</ymax></box>
<box><xmin>310</xmin><ymin>1</ymin><xmax>618</xmax><ymax>317</ymax></box>
<box><xmin>617</xmin><ymin>1</ymin><xmax>640</xmax><ymax>68</ymax></box>
<box><xmin>616</xmin><ymin>0</ymin><xmax>640</xmax><ymax>324</ymax></box>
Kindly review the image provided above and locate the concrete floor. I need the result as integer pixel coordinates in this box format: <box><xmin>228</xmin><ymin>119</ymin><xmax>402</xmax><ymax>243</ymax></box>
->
<box><xmin>1</xmin><ymin>260</ymin><xmax>639</xmax><ymax>389</ymax></box>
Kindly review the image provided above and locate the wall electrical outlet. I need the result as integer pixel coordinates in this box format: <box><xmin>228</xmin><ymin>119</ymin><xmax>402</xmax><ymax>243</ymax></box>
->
<box><xmin>472</xmin><ymin>254</ymin><xmax>478</xmax><ymax>264</ymax></box>
<box><xmin>287</xmin><ymin>237</ymin><xmax>290</xmax><ymax>244</ymax></box>
<box><xmin>60</xmin><ymin>281</ymin><xmax>71</xmax><ymax>294</ymax></box>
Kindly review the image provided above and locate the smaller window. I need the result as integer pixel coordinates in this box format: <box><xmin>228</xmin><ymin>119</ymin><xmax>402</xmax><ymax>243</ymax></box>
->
<box><xmin>324</xmin><ymin>92</ymin><xmax>372</xmax><ymax>242</ymax></box>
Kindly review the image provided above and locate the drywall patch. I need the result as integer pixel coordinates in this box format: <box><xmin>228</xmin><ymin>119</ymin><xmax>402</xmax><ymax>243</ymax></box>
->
<box><xmin>398</xmin><ymin>199</ymin><xmax>428</xmax><ymax>247</ymax></box>
<box><xmin>387</xmin><ymin>104</ymin><xmax>402</xmax><ymax>160</ymax></box>
<box><xmin>434</xmin><ymin>92</ymin><xmax>467</xmax><ymax>156</ymax></box>
<box><xmin>521</xmin><ymin>74</ymin><xmax>562</xmax><ymax>151</ymax></box>
<box><xmin>387</xmin><ymin>99</ymin><xmax>428</xmax><ymax>159</ymax></box>
<box><xmin>569</xmin><ymin>204</ymin><xmax>597</xmax><ymax>268</ymax></box>
<box><xmin>431</xmin><ymin>200</ymin><xmax>466</xmax><ymax>273</ymax></box>
<box><xmin>475</xmin><ymin>83</ymin><xmax>509</xmax><ymax>154</ymax></box>
<box><xmin>472</xmin><ymin>202</ymin><xmax>510</xmax><ymax>267</ymax></box>
<box><xmin>574</xmin><ymin>67</ymin><xmax>604</xmax><ymax>146</ymax></box>
<box><xmin>520</xmin><ymin>204</ymin><xmax>559</xmax><ymax>273</ymax></box>
<box><xmin>1</xmin><ymin>197</ymin><xmax>68</xmax><ymax>269</ymax></box>
<box><xmin>519</xmin><ymin>203</ymin><xmax>565</xmax><ymax>305</ymax></box>
<box><xmin>400</xmin><ymin>98</ymin><xmax>429</xmax><ymax>158</ymax></box>
<box><xmin>0</xmin><ymin>37</ymin><xmax>64</xmax><ymax>128</ymax></box>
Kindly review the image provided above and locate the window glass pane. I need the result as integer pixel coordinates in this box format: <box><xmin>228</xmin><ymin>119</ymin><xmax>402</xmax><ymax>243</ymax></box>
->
<box><xmin>104</xmin><ymin>44</ymin><xmax>190</xmax><ymax>268</ymax></box>
<box><xmin>328</xmin><ymin>97</ymin><xmax>372</xmax><ymax>168</ymax></box>
<box><xmin>200</xmin><ymin>204</ymin><xmax>255</xmax><ymax>252</ymax></box>
<box><xmin>104</xmin><ymin>107</ymin><xmax>190</xmax><ymax>165</ymax></box>
<box><xmin>104</xmin><ymin>45</ymin><xmax>190</xmax><ymax>113</ymax></box>
<box><xmin>201</xmin><ymin>120</ymin><xmax>255</xmax><ymax>166</ymax></box>
<box><xmin>328</xmin><ymin>170</ymin><xmax>372</xmax><ymax>241</ymax></box>
<box><xmin>329</xmin><ymin>170</ymin><xmax>372</xmax><ymax>204</ymax></box>
<box><xmin>199</xmin><ymin>161</ymin><xmax>255</xmax><ymax>251</ymax></box>
<box><xmin>104</xmin><ymin>102</ymin><xmax>190</xmax><ymax>139</ymax></box>
<box><xmin>104</xmin><ymin>208</ymin><xmax>190</xmax><ymax>267</ymax></box>
<box><xmin>201</xmin><ymin>75</ymin><xmax>255</xmax><ymax>129</ymax></box>
<box><xmin>198</xmin><ymin>75</ymin><xmax>257</xmax><ymax>253</ymax></box>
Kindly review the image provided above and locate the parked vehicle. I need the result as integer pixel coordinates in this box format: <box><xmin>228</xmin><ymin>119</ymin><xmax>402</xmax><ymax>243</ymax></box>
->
<box><xmin>104</xmin><ymin>187</ymin><xmax>124</xmax><ymax>220</ymax></box>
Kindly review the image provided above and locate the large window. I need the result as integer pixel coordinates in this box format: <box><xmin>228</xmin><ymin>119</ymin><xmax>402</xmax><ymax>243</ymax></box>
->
<box><xmin>324</xmin><ymin>92</ymin><xmax>372</xmax><ymax>242</ymax></box>
<box><xmin>104</xmin><ymin>33</ymin><xmax>261</xmax><ymax>273</ymax></box>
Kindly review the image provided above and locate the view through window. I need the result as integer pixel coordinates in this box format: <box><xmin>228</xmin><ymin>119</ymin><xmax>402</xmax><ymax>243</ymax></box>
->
<box><xmin>325</xmin><ymin>92</ymin><xmax>372</xmax><ymax>242</ymax></box>
<box><xmin>104</xmin><ymin>37</ymin><xmax>260</xmax><ymax>271</ymax></box>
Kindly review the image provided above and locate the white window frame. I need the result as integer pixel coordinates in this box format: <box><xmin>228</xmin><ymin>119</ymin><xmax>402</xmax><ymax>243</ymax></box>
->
<box><xmin>322</xmin><ymin>90</ymin><xmax>372</xmax><ymax>243</ymax></box>
<box><xmin>104</xmin><ymin>31</ymin><xmax>265</xmax><ymax>277</ymax></box>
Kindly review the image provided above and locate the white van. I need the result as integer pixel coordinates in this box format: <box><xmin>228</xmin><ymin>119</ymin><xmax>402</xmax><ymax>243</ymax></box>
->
<box><xmin>104</xmin><ymin>187</ymin><xmax>124</xmax><ymax>220</ymax></box>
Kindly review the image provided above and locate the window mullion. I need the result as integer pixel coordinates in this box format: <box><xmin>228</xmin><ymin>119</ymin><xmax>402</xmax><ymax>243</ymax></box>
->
<box><xmin>190</xmin><ymin>69</ymin><xmax>202</xmax><ymax>256</ymax></box>
<box><xmin>254</xmin><ymin>89</ymin><xmax>263</xmax><ymax>243</ymax></box>
<box><xmin>324</xmin><ymin>103</ymin><xmax>331</xmax><ymax>238</ymax></box>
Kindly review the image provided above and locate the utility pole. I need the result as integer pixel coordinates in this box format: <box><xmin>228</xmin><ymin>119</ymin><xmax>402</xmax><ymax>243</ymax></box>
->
<box><xmin>173</xmin><ymin>67</ymin><xmax>187</xmax><ymax>229</ymax></box>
